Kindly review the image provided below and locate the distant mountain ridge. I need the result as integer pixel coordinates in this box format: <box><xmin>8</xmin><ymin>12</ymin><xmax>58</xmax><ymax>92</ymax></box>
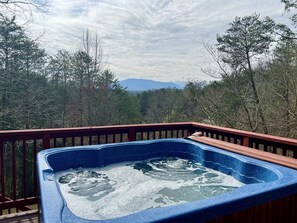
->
<box><xmin>119</xmin><ymin>78</ymin><xmax>184</xmax><ymax>91</ymax></box>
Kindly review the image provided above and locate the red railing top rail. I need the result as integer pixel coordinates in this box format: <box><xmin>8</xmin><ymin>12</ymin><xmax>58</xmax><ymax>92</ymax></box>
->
<box><xmin>0</xmin><ymin>123</ymin><xmax>194</xmax><ymax>140</ymax></box>
<box><xmin>0</xmin><ymin>122</ymin><xmax>193</xmax><ymax>134</ymax></box>
<box><xmin>191</xmin><ymin>122</ymin><xmax>297</xmax><ymax>146</ymax></box>
<box><xmin>0</xmin><ymin>122</ymin><xmax>297</xmax><ymax>146</ymax></box>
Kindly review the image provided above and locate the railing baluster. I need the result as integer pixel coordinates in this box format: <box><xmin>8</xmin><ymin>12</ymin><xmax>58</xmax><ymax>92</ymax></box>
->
<box><xmin>33</xmin><ymin>139</ymin><xmax>37</xmax><ymax>197</ymax></box>
<box><xmin>23</xmin><ymin>140</ymin><xmax>27</xmax><ymax>199</ymax></box>
<box><xmin>89</xmin><ymin>135</ymin><xmax>92</xmax><ymax>145</ymax></box>
<box><xmin>263</xmin><ymin>144</ymin><xmax>267</xmax><ymax>152</ymax></box>
<box><xmin>0</xmin><ymin>140</ymin><xmax>4</xmax><ymax>200</ymax></box>
<box><xmin>53</xmin><ymin>138</ymin><xmax>57</xmax><ymax>148</ymax></box>
<box><xmin>243</xmin><ymin>137</ymin><xmax>250</xmax><ymax>147</ymax></box>
<box><xmin>128</xmin><ymin>128</ymin><xmax>136</xmax><ymax>141</ymax></box>
<box><xmin>283</xmin><ymin>147</ymin><xmax>288</xmax><ymax>156</ymax></box>
<box><xmin>104</xmin><ymin>135</ymin><xmax>107</xmax><ymax>144</ymax></box>
<box><xmin>42</xmin><ymin>133</ymin><xmax>50</xmax><ymax>150</ymax></box>
<box><xmin>12</xmin><ymin>141</ymin><xmax>16</xmax><ymax>200</ymax></box>
<box><xmin>272</xmin><ymin>146</ymin><xmax>276</xmax><ymax>154</ymax></box>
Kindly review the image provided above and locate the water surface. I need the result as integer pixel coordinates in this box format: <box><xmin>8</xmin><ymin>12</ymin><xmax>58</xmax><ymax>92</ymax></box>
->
<box><xmin>56</xmin><ymin>157</ymin><xmax>244</xmax><ymax>220</ymax></box>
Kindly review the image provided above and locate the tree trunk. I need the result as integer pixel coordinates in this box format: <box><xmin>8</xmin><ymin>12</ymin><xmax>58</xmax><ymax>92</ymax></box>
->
<box><xmin>246</xmin><ymin>53</ymin><xmax>269</xmax><ymax>134</ymax></box>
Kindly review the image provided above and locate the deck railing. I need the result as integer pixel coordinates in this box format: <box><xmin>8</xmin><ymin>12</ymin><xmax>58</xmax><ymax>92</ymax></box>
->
<box><xmin>0</xmin><ymin>122</ymin><xmax>296</xmax><ymax>216</ymax></box>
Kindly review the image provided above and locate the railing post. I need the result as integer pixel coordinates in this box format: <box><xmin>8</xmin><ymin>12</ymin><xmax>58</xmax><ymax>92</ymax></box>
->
<box><xmin>128</xmin><ymin>128</ymin><xmax>136</xmax><ymax>141</ymax></box>
<box><xmin>243</xmin><ymin>136</ymin><xmax>250</xmax><ymax>147</ymax></box>
<box><xmin>187</xmin><ymin>124</ymin><xmax>196</xmax><ymax>136</ymax></box>
<box><xmin>42</xmin><ymin>133</ymin><xmax>50</xmax><ymax>149</ymax></box>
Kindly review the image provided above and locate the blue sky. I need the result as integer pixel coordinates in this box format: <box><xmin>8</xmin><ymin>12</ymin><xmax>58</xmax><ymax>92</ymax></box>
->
<box><xmin>26</xmin><ymin>0</ymin><xmax>292</xmax><ymax>82</ymax></box>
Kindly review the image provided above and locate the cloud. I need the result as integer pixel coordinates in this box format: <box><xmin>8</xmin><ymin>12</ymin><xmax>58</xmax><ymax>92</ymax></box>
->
<box><xmin>21</xmin><ymin>0</ymin><xmax>292</xmax><ymax>81</ymax></box>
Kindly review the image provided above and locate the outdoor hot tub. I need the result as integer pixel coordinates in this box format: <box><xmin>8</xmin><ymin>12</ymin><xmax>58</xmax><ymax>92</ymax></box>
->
<box><xmin>37</xmin><ymin>138</ymin><xmax>297</xmax><ymax>223</ymax></box>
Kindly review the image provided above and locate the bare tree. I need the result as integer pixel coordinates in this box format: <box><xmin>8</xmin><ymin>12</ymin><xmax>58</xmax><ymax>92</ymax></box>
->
<box><xmin>203</xmin><ymin>43</ymin><xmax>256</xmax><ymax>131</ymax></box>
<box><xmin>266</xmin><ymin>39</ymin><xmax>297</xmax><ymax>137</ymax></box>
<box><xmin>0</xmin><ymin>0</ymin><xmax>48</xmax><ymax>10</ymax></box>
<box><xmin>0</xmin><ymin>0</ymin><xmax>49</xmax><ymax>22</ymax></box>
<box><xmin>81</xmin><ymin>29</ymin><xmax>106</xmax><ymax>126</ymax></box>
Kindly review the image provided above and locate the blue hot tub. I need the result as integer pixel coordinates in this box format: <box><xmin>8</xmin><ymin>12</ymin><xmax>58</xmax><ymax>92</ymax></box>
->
<box><xmin>37</xmin><ymin>138</ymin><xmax>297</xmax><ymax>223</ymax></box>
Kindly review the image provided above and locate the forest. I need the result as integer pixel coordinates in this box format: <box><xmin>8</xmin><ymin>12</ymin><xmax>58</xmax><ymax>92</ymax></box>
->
<box><xmin>1</xmin><ymin>0</ymin><xmax>297</xmax><ymax>139</ymax></box>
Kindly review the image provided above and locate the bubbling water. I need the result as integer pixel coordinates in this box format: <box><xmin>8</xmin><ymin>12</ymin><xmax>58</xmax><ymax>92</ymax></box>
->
<box><xmin>56</xmin><ymin>157</ymin><xmax>245</xmax><ymax>220</ymax></box>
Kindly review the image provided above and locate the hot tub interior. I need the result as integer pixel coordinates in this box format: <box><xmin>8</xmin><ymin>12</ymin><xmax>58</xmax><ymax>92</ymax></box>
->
<box><xmin>55</xmin><ymin>157</ymin><xmax>245</xmax><ymax>220</ymax></box>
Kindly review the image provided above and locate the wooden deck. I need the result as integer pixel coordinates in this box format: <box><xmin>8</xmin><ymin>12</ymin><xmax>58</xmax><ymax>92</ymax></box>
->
<box><xmin>189</xmin><ymin>132</ymin><xmax>297</xmax><ymax>169</ymax></box>
<box><xmin>0</xmin><ymin>210</ymin><xmax>38</xmax><ymax>223</ymax></box>
<box><xmin>1</xmin><ymin>122</ymin><xmax>297</xmax><ymax>222</ymax></box>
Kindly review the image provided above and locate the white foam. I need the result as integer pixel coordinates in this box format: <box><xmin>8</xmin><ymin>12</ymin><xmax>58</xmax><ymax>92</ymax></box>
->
<box><xmin>55</xmin><ymin>158</ymin><xmax>245</xmax><ymax>220</ymax></box>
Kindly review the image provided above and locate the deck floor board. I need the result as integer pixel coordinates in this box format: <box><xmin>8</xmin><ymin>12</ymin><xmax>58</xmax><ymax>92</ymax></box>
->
<box><xmin>0</xmin><ymin>210</ymin><xmax>38</xmax><ymax>223</ymax></box>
